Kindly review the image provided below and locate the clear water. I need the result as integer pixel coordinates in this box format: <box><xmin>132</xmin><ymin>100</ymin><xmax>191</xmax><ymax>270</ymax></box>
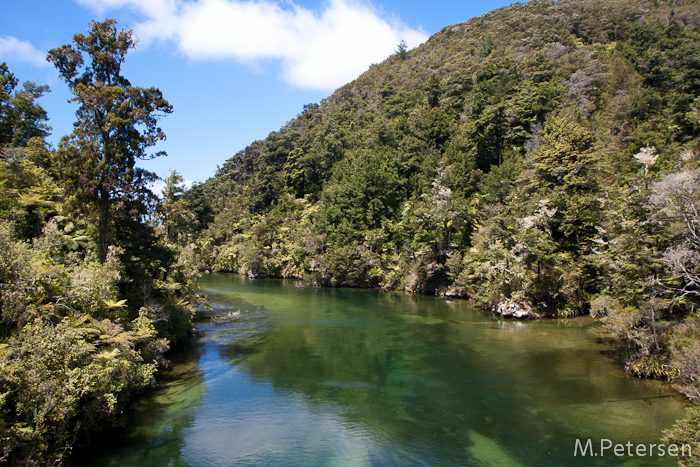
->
<box><xmin>82</xmin><ymin>274</ymin><xmax>687</xmax><ymax>466</ymax></box>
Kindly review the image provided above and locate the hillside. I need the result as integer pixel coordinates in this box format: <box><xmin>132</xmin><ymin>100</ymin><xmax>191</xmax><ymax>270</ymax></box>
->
<box><xmin>167</xmin><ymin>0</ymin><xmax>700</xmax><ymax>461</ymax></box>
<box><xmin>180</xmin><ymin>0</ymin><xmax>699</xmax><ymax>296</ymax></box>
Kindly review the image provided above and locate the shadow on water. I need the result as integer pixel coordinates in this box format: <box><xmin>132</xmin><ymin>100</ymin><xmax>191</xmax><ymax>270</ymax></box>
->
<box><xmin>80</xmin><ymin>274</ymin><xmax>688</xmax><ymax>467</ymax></box>
<box><xmin>73</xmin><ymin>341</ymin><xmax>207</xmax><ymax>467</ymax></box>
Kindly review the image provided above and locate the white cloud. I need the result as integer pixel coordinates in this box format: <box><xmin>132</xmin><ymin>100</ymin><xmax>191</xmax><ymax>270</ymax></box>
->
<box><xmin>0</xmin><ymin>36</ymin><xmax>48</xmax><ymax>67</ymax></box>
<box><xmin>73</xmin><ymin>0</ymin><xmax>427</xmax><ymax>91</ymax></box>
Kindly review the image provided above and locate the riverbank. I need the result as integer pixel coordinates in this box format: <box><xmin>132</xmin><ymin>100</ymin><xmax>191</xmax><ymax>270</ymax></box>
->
<box><xmin>78</xmin><ymin>274</ymin><xmax>688</xmax><ymax>466</ymax></box>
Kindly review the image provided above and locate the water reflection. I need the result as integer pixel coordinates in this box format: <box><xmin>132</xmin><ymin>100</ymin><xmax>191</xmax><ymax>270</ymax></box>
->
<box><xmin>77</xmin><ymin>344</ymin><xmax>206</xmax><ymax>467</ymax></box>
<box><xmin>84</xmin><ymin>274</ymin><xmax>686</xmax><ymax>467</ymax></box>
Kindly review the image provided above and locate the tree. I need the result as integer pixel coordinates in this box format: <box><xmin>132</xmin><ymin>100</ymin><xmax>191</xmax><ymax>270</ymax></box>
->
<box><xmin>0</xmin><ymin>62</ymin><xmax>50</xmax><ymax>148</ymax></box>
<box><xmin>524</xmin><ymin>113</ymin><xmax>599</xmax><ymax>250</ymax></box>
<box><xmin>0</xmin><ymin>142</ymin><xmax>63</xmax><ymax>239</ymax></box>
<box><xmin>395</xmin><ymin>40</ymin><xmax>408</xmax><ymax>60</ymax></box>
<box><xmin>651</xmin><ymin>169</ymin><xmax>700</xmax><ymax>299</ymax></box>
<box><xmin>47</xmin><ymin>19</ymin><xmax>172</xmax><ymax>263</ymax></box>
<box><xmin>157</xmin><ymin>169</ymin><xmax>197</xmax><ymax>245</ymax></box>
<box><xmin>479</xmin><ymin>35</ymin><xmax>494</xmax><ymax>57</ymax></box>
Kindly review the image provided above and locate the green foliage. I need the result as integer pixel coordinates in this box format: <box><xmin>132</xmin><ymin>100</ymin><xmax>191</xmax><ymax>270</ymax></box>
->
<box><xmin>1</xmin><ymin>0</ymin><xmax>697</xmax><ymax>460</ymax></box>
<box><xmin>0</xmin><ymin>63</ymin><xmax>50</xmax><ymax>147</ymax></box>
<box><xmin>179</xmin><ymin>0</ymin><xmax>700</xmax><ymax>316</ymax></box>
<box><xmin>0</xmin><ymin>317</ymin><xmax>157</xmax><ymax>464</ymax></box>
<box><xmin>47</xmin><ymin>19</ymin><xmax>172</xmax><ymax>263</ymax></box>
<box><xmin>667</xmin><ymin>313</ymin><xmax>700</xmax><ymax>399</ymax></box>
<box><xmin>0</xmin><ymin>221</ymin><xmax>40</xmax><ymax>335</ymax></box>
<box><xmin>321</xmin><ymin>148</ymin><xmax>405</xmax><ymax>246</ymax></box>
<box><xmin>0</xmin><ymin>52</ymin><xmax>200</xmax><ymax>464</ymax></box>
<box><xmin>0</xmin><ymin>142</ymin><xmax>63</xmax><ymax>239</ymax></box>
<box><xmin>662</xmin><ymin>406</ymin><xmax>700</xmax><ymax>467</ymax></box>
<box><xmin>525</xmin><ymin>113</ymin><xmax>600</xmax><ymax>249</ymax></box>
<box><xmin>479</xmin><ymin>36</ymin><xmax>494</xmax><ymax>57</ymax></box>
<box><xmin>64</xmin><ymin>247</ymin><xmax>122</xmax><ymax>319</ymax></box>
<box><xmin>395</xmin><ymin>40</ymin><xmax>409</xmax><ymax>60</ymax></box>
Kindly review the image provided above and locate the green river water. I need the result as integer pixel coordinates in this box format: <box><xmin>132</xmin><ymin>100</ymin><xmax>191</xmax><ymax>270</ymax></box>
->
<box><xmin>83</xmin><ymin>274</ymin><xmax>688</xmax><ymax>466</ymax></box>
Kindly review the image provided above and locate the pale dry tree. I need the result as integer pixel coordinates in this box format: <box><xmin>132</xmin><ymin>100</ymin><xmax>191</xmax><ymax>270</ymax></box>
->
<box><xmin>651</xmin><ymin>169</ymin><xmax>700</xmax><ymax>298</ymax></box>
<box><xmin>634</xmin><ymin>145</ymin><xmax>658</xmax><ymax>176</ymax></box>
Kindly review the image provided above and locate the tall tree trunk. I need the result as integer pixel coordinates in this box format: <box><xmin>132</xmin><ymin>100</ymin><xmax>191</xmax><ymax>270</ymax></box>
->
<box><xmin>98</xmin><ymin>186</ymin><xmax>110</xmax><ymax>264</ymax></box>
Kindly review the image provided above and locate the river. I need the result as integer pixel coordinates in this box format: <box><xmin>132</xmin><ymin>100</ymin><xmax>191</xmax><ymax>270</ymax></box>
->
<box><xmin>81</xmin><ymin>273</ymin><xmax>687</xmax><ymax>466</ymax></box>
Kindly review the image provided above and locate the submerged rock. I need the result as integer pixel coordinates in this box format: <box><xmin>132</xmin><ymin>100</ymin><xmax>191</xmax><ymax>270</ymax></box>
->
<box><xmin>467</xmin><ymin>430</ymin><xmax>525</xmax><ymax>467</ymax></box>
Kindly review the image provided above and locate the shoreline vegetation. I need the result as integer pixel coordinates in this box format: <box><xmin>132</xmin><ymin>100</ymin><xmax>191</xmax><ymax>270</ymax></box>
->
<box><xmin>1</xmin><ymin>0</ymin><xmax>700</xmax><ymax>464</ymax></box>
<box><xmin>0</xmin><ymin>20</ymin><xmax>203</xmax><ymax>465</ymax></box>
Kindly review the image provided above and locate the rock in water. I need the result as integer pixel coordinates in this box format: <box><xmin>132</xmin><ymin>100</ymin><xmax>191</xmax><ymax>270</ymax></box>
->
<box><xmin>495</xmin><ymin>301</ymin><xmax>537</xmax><ymax>319</ymax></box>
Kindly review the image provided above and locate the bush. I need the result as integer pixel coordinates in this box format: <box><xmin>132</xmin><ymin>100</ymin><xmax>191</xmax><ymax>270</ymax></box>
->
<box><xmin>662</xmin><ymin>406</ymin><xmax>700</xmax><ymax>467</ymax></box>
<box><xmin>0</xmin><ymin>317</ymin><xmax>157</xmax><ymax>465</ymax></box>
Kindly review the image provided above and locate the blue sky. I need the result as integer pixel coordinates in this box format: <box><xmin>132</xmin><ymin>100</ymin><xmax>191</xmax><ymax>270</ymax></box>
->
<box><xmin>1</xmin><ymin>0</ymin><xmax>515</xmax><ymax>186</ymax></box>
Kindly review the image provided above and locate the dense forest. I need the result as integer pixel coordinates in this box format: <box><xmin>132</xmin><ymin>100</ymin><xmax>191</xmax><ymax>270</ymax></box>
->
<box><xmin>172</xmin><ymin>0</ymin><xmax>700</xmax><ymax>464</ymax></box>
<box><xmin>2</xmin><ymin>0</ymin><xmax>700</xmax><ymax>464</ymax></box>
<box><xmin>0</xmin><ymin>20</ymin><xmax>202</xmax><ymax>464</ymax></box>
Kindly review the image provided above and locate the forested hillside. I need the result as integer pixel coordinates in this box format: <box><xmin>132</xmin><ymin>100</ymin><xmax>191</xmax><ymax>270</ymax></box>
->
<box><xmin>184</xmin><ymin>0</ymin><xmax>699</xmax><ymax>307</ymax></box>
<box><xmin>173</xmin><ymin>0</ymin><xmax>700</xmax><ymax>461</ymax></box>
<box><xmin>180</xmin><ymin>0</ymin><xmax>700</xmax><ymax>313</ymax></box>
